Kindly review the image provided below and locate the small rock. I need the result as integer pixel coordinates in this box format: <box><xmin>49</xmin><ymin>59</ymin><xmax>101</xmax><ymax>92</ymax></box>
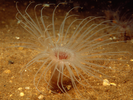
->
<box><xmin>8</xmin><ymin>60</ymin><xmax>14</xmax><ymax>64</ymax></box>
<box><xmin>25</xmin><ymin>87</ymin><xmax>30</xmax><ymax>90</ymax></box>
<box><xmin>38</xmin><ymin>94</ymin><xmax>44</xmax><ymax>99</ymax></box>
<box><xmin>130</xmin><ymin>59</ymin><xmax>133</xmax><ymax>61</ymax></box>
<box><xmin>18</xmin><ymin>87</ymin><xmax>22</xmax><ymax>91</ymax></box>
<box><xmin>103</xmin><ymin>79</ymin><xmax>110</xmax><ymax>86</ymax></box>
<box><xmin>3</xmin><ymin>69</ymin><xmax>11</xmax><ymax>74</ymax></box>
<box><xmin>20</xmin><ymin>92</ymin><xmax>24</xmax><ymax>96</ymax></box>
<box><xmin>110</xmin><ymin>83</ymin><xmax>116</xmax><ymax>86</ymax></box>
<box><xmin>66</xmin><ymin>85</ymin><xmax>71</xmax><ymax>90</ymax></box>
<box><xmin>10</xmin><ymin>94</ymin><xmax>13</xmax><ymax>97</ymax></box>
<box><xmin>15</xmin><ymin>36</ymin><xmax>20</xmax><ymax>40</ymax></box>
<box><xmin>9</xmin><ymin>80</ymin><xmax>12</xmax><ymax>83</ymax></box>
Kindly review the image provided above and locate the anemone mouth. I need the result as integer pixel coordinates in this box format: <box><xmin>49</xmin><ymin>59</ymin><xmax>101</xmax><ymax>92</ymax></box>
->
<box><xmin>51</xmin><ymin>47</ymin><xmax>74</xmax><ymax>61</ymax></box>
<box><xmin>55</xmin><ymin>50</ymin><xmax>70</xmax><ymax>60</ymax></box>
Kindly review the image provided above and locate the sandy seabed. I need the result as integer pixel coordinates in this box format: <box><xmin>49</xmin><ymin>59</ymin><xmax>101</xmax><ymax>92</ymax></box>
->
<box><xmin>0</xmin><ymin>1</ymin><xmax>133</xmax><ymax>100</ymax></box>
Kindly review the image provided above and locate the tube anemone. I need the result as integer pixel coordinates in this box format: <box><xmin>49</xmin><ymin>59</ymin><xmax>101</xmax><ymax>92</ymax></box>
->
<box><xmin>14</xmin><ymin>2</ymin><xmax>131</xmax><ymax>99</ymax></box>
<box><xmin>104</xmin><ymin>9</ymin><xmax>133</xmax><ymax>42</ymax></box>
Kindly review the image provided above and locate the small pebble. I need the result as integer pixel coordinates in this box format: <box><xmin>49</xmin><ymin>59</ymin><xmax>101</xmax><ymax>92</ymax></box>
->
<box><xmin>130</xmin><ymin>59</ymin><xmax>133</xmax><ymax>61</ymax></box>
<box><xmin>15</xmin><ymin>36</ymin><xmax>20</xmax><ymax>40</ymax></box>
<box><xmin>9</xmin><ymin>80</ymin><xmax>12</xmax><ymax>83</ymax></box>
<box><xmin>110</xmin><ymin>83</ymin><xmax>116</xmax><ymax>86</ymax></box>
<box><xmin>8</xmin><ymin>60</ymin><xmax>14</xmax><ymax>64</ymax></box>
<box><xmin>66</xmin><ymin>85</ymin><xmax>71</xmax><ymax>90</ymax></box>
<box><xmin>18</xmin><ymin>87</ymin><xmax>22</xmax><ymax>91</ymax></box>
<box><xmin>17</xmin><ymin>20</ymin><xmax>21</xmax><ymax>24</ymax></box>
<box><xmin>113</xmin><ymin>36</ymin><xmax>116</xmax><ymax>40</ymax></box>
<box><xmin>103</xmin><ymin>79</ymin><xmax>116</xmax><ymax>86</ymax></box>
<box><xmin>20</xmin><ymin>92</ymin><xmax>24</xmax><ymax>96</ymax></box>
<box><xmin>25</xmin><ymin>87</ymin><xmax>30</xmax><ymax>90</ymax></box>
<box><xmin>103</xmin><ymin>79</ymin><xmax>110</xmax><ymax>86</ymax></box>
<box><xmin>10</xmin><ymin>94</ymin><xmax>13</xmax><ymax>97</ymax></box>
<box><xmin>38</xmin><ymin>94</ymin><xmax>44</xmax><ymax>99</ymax></box>
<box><xmin>109</xmin><ymin>37</ymin><xmax>113</xmax><ymax>40</ymax></box>
<box><xmin>3</xmin><ymin>69</ymin><xmax>11</xmax><ymax>74</ymax></box>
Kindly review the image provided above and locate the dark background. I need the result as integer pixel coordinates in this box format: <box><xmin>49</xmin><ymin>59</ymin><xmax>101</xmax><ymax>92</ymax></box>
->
<box><xmin>14</xmin><ymin>0</ymin><xmax>133</xmax><ymax>15</ymax></box>
<box><xmin>0</xmin><ymin>0</ymin><xmax>133</xmax><ymax>24</ymax></box>
<box><xmin>1</xmin><ymin>0</ymin><xmax>133</xmax><ymax>13</ymax></box>
<box><xmin>22</xmin><ymin>0</ymin><xmax>133</xmax><ymax>11</ymax></box>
